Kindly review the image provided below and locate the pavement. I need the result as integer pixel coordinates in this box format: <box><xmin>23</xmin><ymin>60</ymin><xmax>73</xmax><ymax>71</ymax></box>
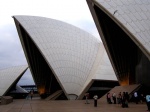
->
<box><xmin>0</xmin><ymin>97</ymin><xmax>148</xmax><ymax>112</ymax></box>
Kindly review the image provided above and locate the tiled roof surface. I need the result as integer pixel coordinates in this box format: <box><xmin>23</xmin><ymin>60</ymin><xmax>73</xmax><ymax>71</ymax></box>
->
<box><xmin>0</xmin><ymin>65</ymin><xmax>28</xmax><ymax>96</ymax></box>
<box><xmin>95</xmin><ymin>0</ymin><xmax>150</xmax><ymax>58</ymax></box>
<box><xmin>14</xmin><ymin>16</ymin><xmax>117</xmax><ymax>96</ymax></box>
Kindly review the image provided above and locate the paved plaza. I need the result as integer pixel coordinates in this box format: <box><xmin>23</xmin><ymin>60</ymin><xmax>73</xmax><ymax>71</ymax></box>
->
<box><xmin>0</xmin><ymin>98</ymin><xmax>148</xmax><ymax>112</ymax></box>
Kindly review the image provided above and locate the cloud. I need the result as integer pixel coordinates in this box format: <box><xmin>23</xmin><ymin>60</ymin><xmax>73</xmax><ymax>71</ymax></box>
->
<box><xmin>0</xmin><ymin>24</ymin><xmax>32</xmax><ymax>85</ymax></box>
<box><xmin>17</xmin><ymin>69</ymin><xmax>35</xmax><ymax>85</ymax></box>
<box><xmin>0</xmin><ymin>24</ymin><xmax>27</xmax><ymax>68</ymax></box>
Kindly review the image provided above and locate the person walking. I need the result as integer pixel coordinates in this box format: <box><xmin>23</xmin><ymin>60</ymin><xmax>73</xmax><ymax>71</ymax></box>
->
<box><xmin>30</xmin><ymin>90</ymin><xmax>34</xmax><ymax>100</ymax></box>
<box><xmin>85</xmin><ymin>93</ymin><xmax>90</xmax><ymax>104</ymax></box>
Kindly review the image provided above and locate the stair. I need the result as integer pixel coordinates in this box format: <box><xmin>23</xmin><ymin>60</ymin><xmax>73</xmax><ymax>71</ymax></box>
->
<box><xmin>45</xmin><ymin>90</ymin><xmax>63</xmax><ymax>100</ymax></box>
<box><xmin>99</xmin><ymin>84</ymin><xmax>141</xmax><ymax>103</ymax></box>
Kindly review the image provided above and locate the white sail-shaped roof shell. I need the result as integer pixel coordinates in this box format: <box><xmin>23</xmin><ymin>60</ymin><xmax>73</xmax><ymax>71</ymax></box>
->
<box><xmin>93</xmin><ymin>44</ymin><xmax>117</xmax><ymax>80</ymax></box>
<box><xmin>91</xmin><ymin>0</ymin><xmax>150</xmax><ymax>60</ymax></box>
<box><xmin>0</xmin><ymin>65</ymin><xmax>28</xmax><ymax>96</ymax></box>
<box><xmin>14</xmin><ymin>16</ymin><xmax>117</xmax><ymax>96</ymax></box>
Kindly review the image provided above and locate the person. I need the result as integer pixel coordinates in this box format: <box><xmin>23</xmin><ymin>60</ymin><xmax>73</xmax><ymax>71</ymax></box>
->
<box><xmin>30</xmin><ymin>90</ymin><xmax>34</xmax><ymax>100</ymax></box>
<box><xmin>125</xmin><ymin>92</ymin><xmax>129</xmax><ymax>102</ymax></box>
<box><xmin>124</xmin><ymin>92</ymin><xmax>129</xmax><ymax>108</ymax></box>
<box><xmin>140</xmin><ymin>93</ymin><xmax>145</xmax><ymax>104</ymax></box>
<box><xmin>121</xmin><ymin>92</ymin><xmax>128</xmax><ymax>108</ymax></box>
<box><xmin>106</xmin><ymin>93</ymin><xmax>109</xmax><ymax>103</ymax></box>
<box><xmin>117</xmin><ymin>92</ymin><xmax>122</xmax><ymax>105</ymax></box>
<box><xmin>85</xmin><ymin>93</ymin><xmax>90</xmax><ymax>104</ymax></box>
<box><xmin>26</xmin><ymin>93</ymin><xmax>30</xmax><ymax>100</ymax></box>
<box><xmin>134</xmin><ymin>91</ymin><xmax>138</xmax><ymax>104</ymax></box>
<box><xmin>112</xmin><ymin>92</ymin><xmax>116</xmax><ymax>104</ymax></box>
<box><xmin>146</xmin><ymin>95</ymin><xmax>150</xmax><ymax>111</ymax></box>
<box><xmin>106</xmin><ymin>92</ymin><xmax>112</xmax><ymax>104</ymax></box>
<box><xmin>93</xmin><ymin>95</ymin><xmax>98</xmax><ymax>107</ymax></box>
<box><xmin>121</xmin><ymin>92</ymin><xmax>126</xmax><ymax>108</ymax></box>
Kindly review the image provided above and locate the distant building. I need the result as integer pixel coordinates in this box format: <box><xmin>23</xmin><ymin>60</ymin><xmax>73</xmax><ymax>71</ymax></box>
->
<box><xmin>87</xmin><ymin>0</ymin><xmax>150</xmax><ymax>86</ymax></box>
<box><xmin>13</xmin><ymin>16</ymin><xmax>118</xmax><ymax>100</ymax></box>
<box><xmin>21</xmin><ymin>85</ymin><xmax>37</xmax><ymax>93</ymax></box>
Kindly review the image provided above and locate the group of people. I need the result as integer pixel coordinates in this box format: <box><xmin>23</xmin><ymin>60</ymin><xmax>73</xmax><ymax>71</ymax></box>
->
<box><xmin>84</xmin><ymin>93</ymin><xmax>98</xmax><ymax>107</ymax></box>
<box><xmin>106</xmin><ymin>91</ymin><xmax>150</xmax><ymax>111</ymax></box>
<box><xmin>132</xmin><ymin>91</ymin><xmax>145</xmax><ymax>104</ymax></box>
<box><xmin>106</xmin><ymin>92</ymin><xmax>129</xmax><ymax>108</ymax></box>
<box><xmin>85</xmin><ymin>91</ymin><xmax>150</xmax><ymax>111</ymax></box>
<box><xmin>133</xmin><ymin>92</ymin><xmax>150</xmax><ymax>111</ymax></box>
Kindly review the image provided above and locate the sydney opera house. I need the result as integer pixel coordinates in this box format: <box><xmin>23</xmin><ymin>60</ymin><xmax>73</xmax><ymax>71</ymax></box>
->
<box><xmin>13</xmin><ymin>16</ymin><xmax>118</xmax><ymax>100</ymax></box>
<box><xmin>7</xmin><ymin>0</ymin><xmax>149</xmax><ymax>100</ymax></box>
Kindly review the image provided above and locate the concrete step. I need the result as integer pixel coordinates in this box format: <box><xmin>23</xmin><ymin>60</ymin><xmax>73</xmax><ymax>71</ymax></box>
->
<box><xmin>45</xmin><ymin>90</ymin><xmax>63</xmax><ymax>100</ymax></box>
<box><xmin>100</xmin><ymin>84</ymin><xmax>141</xmax><ymax>103</ymax></box>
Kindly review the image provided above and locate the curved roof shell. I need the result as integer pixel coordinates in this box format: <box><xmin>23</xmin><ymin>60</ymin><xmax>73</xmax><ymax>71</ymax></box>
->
<box><xmin>88</xmin><ymin>0</ymin><xmax>150</xmax><ymax>59</ymax></box>
<box><xmin>13</xmin><ymin>16</ymin><xmax>117</xmax><ymax>97</ymax></box>
<box><xmin>10</xmin><ymin>85</ymin><xmax>28</xmax><ymax>93</ymax></box>
<box><xmin>87</xmin><ymin>0</ymin><xmax>150</xmax><ymax>86</ymax></box>
<box><xmin>0</xmin><ymin>65</ymin><xmax>28</xmax><ymax>96</ymax></box>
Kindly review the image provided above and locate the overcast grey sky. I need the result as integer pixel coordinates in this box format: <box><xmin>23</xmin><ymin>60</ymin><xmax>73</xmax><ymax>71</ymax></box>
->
<box><xmin>0</xmin><ymin>0</ymin><xmax>100</xmax><ymax>85</ymax></box>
